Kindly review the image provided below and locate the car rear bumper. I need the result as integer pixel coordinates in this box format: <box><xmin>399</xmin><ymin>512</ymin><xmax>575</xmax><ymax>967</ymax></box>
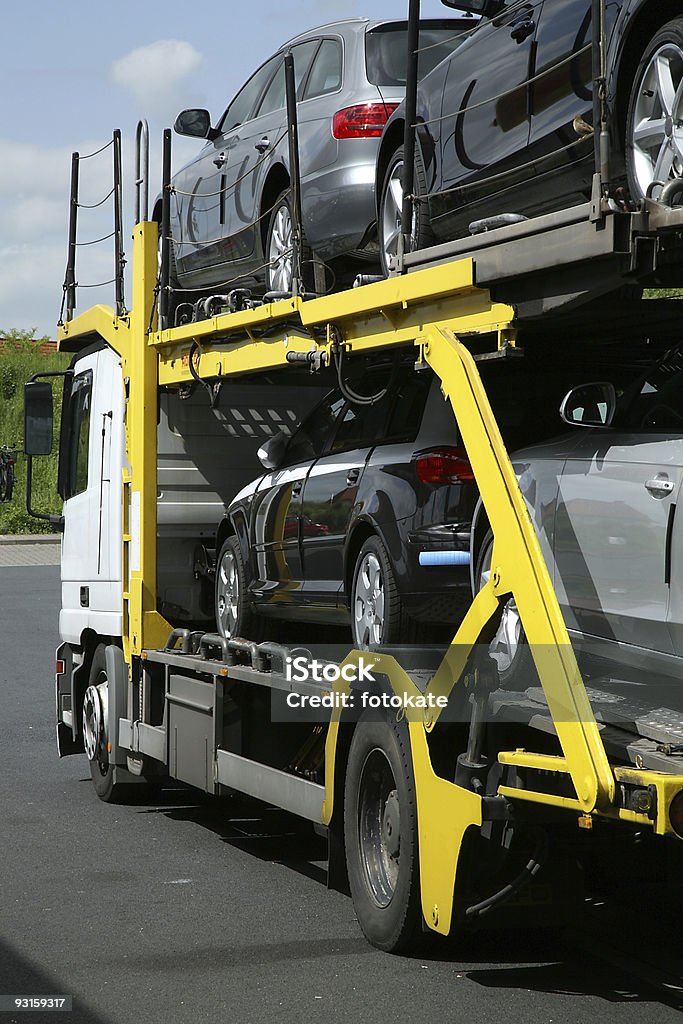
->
<box><xmin>398</xmin><ymin>528</ymin><xmax>473</xmax><ymax>623</ymax></box>
<box><xmin>302</xmin><ymin>160</ymin><xmax>378</xmax><ymax>259</ymax></box>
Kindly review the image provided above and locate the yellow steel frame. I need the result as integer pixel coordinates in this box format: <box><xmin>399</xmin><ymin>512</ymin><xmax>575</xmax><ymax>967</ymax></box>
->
<box><xmin>59</xmin><ymin>221</ymin><xmax>683</xmax><ymax>936</ymax></box>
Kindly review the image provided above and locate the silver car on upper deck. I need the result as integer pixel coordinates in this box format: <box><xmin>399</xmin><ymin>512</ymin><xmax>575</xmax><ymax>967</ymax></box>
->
<box><xmin>159</xmin><ymin>16</ymin><xmax>470</xmax><ymax>309</ymax></box>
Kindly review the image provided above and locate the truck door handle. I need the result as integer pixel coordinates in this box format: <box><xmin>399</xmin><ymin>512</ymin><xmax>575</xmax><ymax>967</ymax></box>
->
<box><xmin>291</xmin><ymin>481</ymin><xmax>303</xmax><ymax>497</ymax></box>
<box><xmin>346</xmin><ymin>468</ymin><xmax>360</xmax><ymax>485</ymax></box>
<box><xmin>510</xmin><ymin>19</ymin><xmax>535</xmax><ymax>42</ymax></box>
<box><xmin>213</xmin><ymin>153</ymin><xmax>227</xmax><ymax>168</ymax></box>
<box><xmin>645</xmin><ymin>477</ymin><xmax>675</xmax><ymax>496</ymax></box>
<box><xmin>255</xmin><ymin>137</ymin><xmax>271</xmax><ymax>154</ymax></box>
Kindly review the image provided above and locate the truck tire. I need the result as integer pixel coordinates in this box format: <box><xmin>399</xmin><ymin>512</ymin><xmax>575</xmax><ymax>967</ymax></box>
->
<box><xmin>344</xmin><ymin>713</ymin><xmax>422</xmax><ymax>952</ymax></box>
<box><xmin>83</xmin><ymin>645</ymin><xmax>129</xmax><ymax>803</ymax></box>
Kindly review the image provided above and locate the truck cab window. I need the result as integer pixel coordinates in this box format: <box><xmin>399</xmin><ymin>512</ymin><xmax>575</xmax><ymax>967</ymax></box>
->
<box><xmin>65</xmin><ymin>371</ymin><xmax>92</xmax><ymax>499</ymax></box>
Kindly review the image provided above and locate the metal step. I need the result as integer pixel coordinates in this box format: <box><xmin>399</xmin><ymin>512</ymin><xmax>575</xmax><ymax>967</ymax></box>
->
<box><xmin>215</xmin><ymin>748</ymin><xmax>325</xmax><ymax>823</ymax></box>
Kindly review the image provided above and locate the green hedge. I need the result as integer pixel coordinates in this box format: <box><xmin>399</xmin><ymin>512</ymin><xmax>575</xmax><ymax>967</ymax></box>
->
<box><xmin>0</xmin><ymin>329</ymin><xmax>69</xmax><ymax>535</ymax></box>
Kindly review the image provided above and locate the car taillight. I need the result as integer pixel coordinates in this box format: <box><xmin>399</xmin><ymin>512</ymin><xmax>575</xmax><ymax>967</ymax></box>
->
<box><xmin>332</xmin><ymin>102</ymin><xmax>399</xmax><ymax>139</ymax></box>
<box><xmin>415</xmin><ymin>447</ymin><xmax>474</xmax><ymax>484</ymax></box>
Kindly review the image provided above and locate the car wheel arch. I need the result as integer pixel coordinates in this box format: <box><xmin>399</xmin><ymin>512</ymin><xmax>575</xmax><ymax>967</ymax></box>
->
<box><xmin>344</xmin><ymin>519</ymin><xmax>399</xmax><ymax>609</ymax></box>
<box><xmin>469</xmin><ymin>500</ymin><xmax>491</xmax><ymax>595</ymax></box>
<box><xmin>216</xmin><ymin>514</ymin><xmax>249</xmax><ymax>568</ymax></box>
<box><xmin>259</xmin><ymin>164</ymin><xmax>290</xmax><ymax>252</ymax></box>
<box><xmin>376</xmin><ymin>120</ymin><xmax>406</xmax><ymax>219</ymax></box>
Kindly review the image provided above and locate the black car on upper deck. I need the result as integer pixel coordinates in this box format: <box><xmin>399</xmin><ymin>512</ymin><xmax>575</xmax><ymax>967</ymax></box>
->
<box><xmin>377</xmin><ymin>0</ymin><xmax>683</xmax><ymax>272</ymax></box>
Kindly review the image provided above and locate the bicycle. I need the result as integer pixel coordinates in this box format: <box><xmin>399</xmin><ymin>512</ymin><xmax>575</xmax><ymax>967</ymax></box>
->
<box><xmin>0</xmin><ymin>444</ymin><xmax>17</xmax><ymax>503</ymax></box>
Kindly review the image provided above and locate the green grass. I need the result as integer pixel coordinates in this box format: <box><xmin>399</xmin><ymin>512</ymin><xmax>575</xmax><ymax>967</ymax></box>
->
<box><xmin>0</xmin><ymin>329</ymin><xmax>69</xmax><ymax>535</ymax></box>
<box><xmin>644</xmin><ymin>288</ymin><xmax>683</xmax><ymax>299</ymax></box>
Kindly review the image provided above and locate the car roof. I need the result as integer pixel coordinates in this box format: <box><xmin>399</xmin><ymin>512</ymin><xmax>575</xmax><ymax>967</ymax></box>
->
<box><xmin>281</xmin><ymin>17</ymin><xmax>466</xmax><ymax>48</ymax></box>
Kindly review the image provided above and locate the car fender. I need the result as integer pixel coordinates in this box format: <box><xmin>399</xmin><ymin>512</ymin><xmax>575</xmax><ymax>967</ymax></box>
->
<box><xmin>343</xmin><ymin>514</ymin><xmax>399</xmax><ymax>602</ymax></box>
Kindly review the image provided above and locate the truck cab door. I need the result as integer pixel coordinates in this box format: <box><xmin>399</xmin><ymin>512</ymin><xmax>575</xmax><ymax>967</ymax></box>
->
<box><xmin>60</xmin><ymin>348</ymin><xmax>124</xmax><ymax>644</ymax></box>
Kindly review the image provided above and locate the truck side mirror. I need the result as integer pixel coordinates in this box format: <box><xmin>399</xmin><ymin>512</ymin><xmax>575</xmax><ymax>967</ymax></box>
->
<box><xmin>24</xmin><ymin>381</ymin><xmax>54</xmax><ymax>455</ymax></box>
<box><xmin>559</xmin><ymin>382</ymin><xmax>617</xmax><ymax>428</ymax></box>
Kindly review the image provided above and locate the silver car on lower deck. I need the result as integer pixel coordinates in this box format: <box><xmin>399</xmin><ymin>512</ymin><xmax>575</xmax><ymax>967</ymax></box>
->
<box><xmin>160</xmin><ymin>17</ymin><xmax>470</xmax><ymax>301</ymax></box>
<box><xmin>476</xmin><ymin>348</ymin><xmax>683</xmax><ymax>692</ymax></box>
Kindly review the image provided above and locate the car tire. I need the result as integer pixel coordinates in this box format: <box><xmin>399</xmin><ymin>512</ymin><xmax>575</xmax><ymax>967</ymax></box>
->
<box><xmin>344</xmin><ymin>712</ymin><xmax>423</xmax><ymax>952</ymax></box>
<box><xmin>379</xmin><ymin>144</ymin><xmax>435</xmax><ymax>277</ymax></box>
<box><xmin>475</xmin><ymin>530</ymin><xmax>535</xmax><ymax>689</ymax></box>
<box><xmin>156</xmin><ymin>218</ymin><xmax>180</xmax><ymax>327</ymax></box>
<box><xmin>265</xmin><ymin>189</ymin><xmax>313</xmax><ymax>295</ymax></box>
<box><xmin>351</xmin><ymin>536</ymin><xmax>413</xmax><ymax>649</ymax></box>
<box><xmin>215</xmin><ymin>536</ymin><xmax>264</xmax><ymax>640</ymax></box>
<box><xmin>626</xmin><ymin>17</ymin><xmax>683</xmax><ymax>202</ymax></box>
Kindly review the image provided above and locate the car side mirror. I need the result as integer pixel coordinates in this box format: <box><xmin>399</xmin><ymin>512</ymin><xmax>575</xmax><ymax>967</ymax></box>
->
<box><xmin>560</xmin><ymin>382</ymin><xmax>617</xmax><ymax>428</ymax></box>
<box><xmin>257</xmin><ymin>431</ymin><xmax>288</xmax><ymax>470</ymax></box>
<box><xmin>173</xmin><ymin>109</ymin><xmax>219</xmax><ymax>141</ymax></box>
<box><xmin>24</xmin><ymin>381</ymin><xmax>54</xmax><ymax>455</ymax></box>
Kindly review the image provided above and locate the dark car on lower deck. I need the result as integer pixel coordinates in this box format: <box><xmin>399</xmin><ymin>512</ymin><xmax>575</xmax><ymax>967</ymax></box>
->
<box><xmin>215</xmin><ymin>366</ymin><xmax>475</xmax><ymax>646</ymax></box>
<box><xmin>213</xmin><ymin>358</ymin><xmax>586</xmax><ymax>647</ymax></box>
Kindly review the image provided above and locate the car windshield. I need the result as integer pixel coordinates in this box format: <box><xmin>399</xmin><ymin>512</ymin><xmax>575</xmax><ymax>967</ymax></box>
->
<box><xmin>365</xmin><ymin>21</ymin><xmax>470</xmax><ymax>87</ymax></box>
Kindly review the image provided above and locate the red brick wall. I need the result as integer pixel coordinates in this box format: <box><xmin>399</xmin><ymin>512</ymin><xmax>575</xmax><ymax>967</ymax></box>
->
<box><xmin>0</xmin><ymin>339</ymin><xmax>57</xmax><ymax>356</ymax></box>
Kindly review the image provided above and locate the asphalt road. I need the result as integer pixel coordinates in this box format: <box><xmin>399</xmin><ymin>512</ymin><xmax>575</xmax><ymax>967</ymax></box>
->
<box><xmin>1</xmin><ymin>564</ymin><xmax>682</xmax><ymax>1024</ymax></box>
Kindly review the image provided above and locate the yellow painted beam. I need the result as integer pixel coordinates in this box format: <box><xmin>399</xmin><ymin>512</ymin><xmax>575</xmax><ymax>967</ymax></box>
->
<box><xmin>423</xmin><ymin>326</ymin><xmax>615</xmax><ymax>813</ymax></box>
<box><xmin>121</xmin><ymin>222</ymin><xmax>171</xmax><ymax>659</ymax></box>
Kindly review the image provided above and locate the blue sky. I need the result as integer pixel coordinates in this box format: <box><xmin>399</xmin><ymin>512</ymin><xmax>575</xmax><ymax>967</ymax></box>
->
<box><xmin>0</xmin><ymin>0</ymin><xmax>454</xmax><ymax>337</ymax></box>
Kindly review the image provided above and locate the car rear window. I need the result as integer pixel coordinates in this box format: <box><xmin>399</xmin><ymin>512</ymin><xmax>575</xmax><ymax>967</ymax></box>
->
<box><xmin>365</xmin><ymin>21</ymin><xmax>468</xmax><ymax>87</ymax></box>
<box><xmin>385</xmin><ymin>373</ymin><xmax>432</xmax><ymax>442</ymax></box>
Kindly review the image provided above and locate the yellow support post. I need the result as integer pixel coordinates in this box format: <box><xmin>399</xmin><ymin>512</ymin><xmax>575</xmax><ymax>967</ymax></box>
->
<box><xmin>122</xmin><ymin>221</ymin><xmax>172</xmax><ymax>659</ymax></box>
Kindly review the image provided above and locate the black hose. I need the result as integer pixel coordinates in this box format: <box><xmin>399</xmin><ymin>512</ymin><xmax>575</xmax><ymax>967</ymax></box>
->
<box><xmin>464</xmin><ymin>827</ymin><xmax>549</xmax><ymax>918</ymax></box>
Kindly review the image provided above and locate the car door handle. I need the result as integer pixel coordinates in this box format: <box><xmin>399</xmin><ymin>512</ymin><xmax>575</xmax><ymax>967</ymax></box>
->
<box><xmin>346</xmin><ymin>469</ymin><xmax>360</xmax><ymax>486</ymax></box>
<box><xmin>291</xmin><ymin>481</ymin><xmax>303</xmax><ymax>497</ymax></box>
<box><xmin>645</xmin><ymin>477</ymin><xmax>675</xmax><ymax>495</ymax></box>
<box><xmin>510</xmin><ymin>19</ymin><xmax>535</xmax><ymax>42</ymax></box>
<box><xmin>213</xmin><ymin>153</ymin><xmax>227</xmax><ymax>168</ymax></box>
<box><xmin>255</xmin><ymin>137</ymin><xmax>271</xmax><ymax>154</ymax></box>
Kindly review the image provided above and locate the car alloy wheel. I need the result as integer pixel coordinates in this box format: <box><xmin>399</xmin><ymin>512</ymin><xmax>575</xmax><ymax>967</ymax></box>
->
<box><xmin>354</xmin><ymin>551</ymin><xmax>385</xmax><ymax>647</ymax></box>
<box><xmin>476</xmin><ymin>530</ymin><xmax>533</xmax><ymax>688</ymax></box>
<box><xmin>379</xmin><ymin>144</ymin><xmax>435</xmax><ymax>278</ymax></box>
<box><xmin>216</xmin><ymin>543</ymin><xmax>240</xmax><ymax>638</ymax></box>
<box><xmin>266</xmin><ymin>198</ymin><xmax>294</xmax><ymax>293</ymax></box>
<box><xmin>628</xmin><ymin>34</ymin><xmax>683</xmax><ymax>198</ymax></box>
<box><xmin>380</xmin><ymin>155</ymin><xmax>415</xmax><ymax>272</ymax></box>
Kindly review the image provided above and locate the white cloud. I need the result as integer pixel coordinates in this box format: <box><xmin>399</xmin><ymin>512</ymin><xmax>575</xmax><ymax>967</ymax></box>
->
<box><xmin>0</xmin><ymin>242</ymin><xmax>117</xmax><ymax>337</ymax></box>
<box><xmin>3</xmin><ymin>197</ymin><xmax>66</xmax><ymax>242</ymax></box>
<box><xmin>111</xmin><ymin>40</ymin><xmax>204</xmax><ymax>119</ymax></box>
